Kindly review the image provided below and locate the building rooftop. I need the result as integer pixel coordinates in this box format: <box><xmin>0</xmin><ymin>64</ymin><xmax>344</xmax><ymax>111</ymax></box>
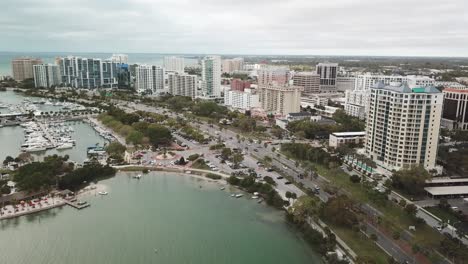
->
<box><xmin>288</xmin><ymin>112</ymin><xmax>313</xmax><ymax>117</ymax></box>
<box><xmin>425</xmin><ymin>186</ymin><xmax>468</xmax><ymax>196</ymax></box>
<box><xmin>372</xmin><ymin>81</ymin><xmax>441</xmax><ymax>94</ymax></box>
<box><xmin>426</xmin><ymin>178</ymin><xmax>468</xmax><ymax>184</ymax></box>
<box><xmin>331</xmin><ymin>131</ymin><xmax>366</xmax><ymax>137</ymax></box>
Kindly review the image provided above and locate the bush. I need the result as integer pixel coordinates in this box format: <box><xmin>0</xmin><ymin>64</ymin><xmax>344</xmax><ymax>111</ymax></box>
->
<box><xmin>263</xmin><ymin>176</ymin><xmax>276</xmax><ymax>186</ymax></box>
<box><xmin>187</xmin><ymin>154</ymin><xmax>200</xmax><ymax>161</ymax></box>
<box><xmin>206</xmin><ymin>173</ymin><xmax>222</xmax><ymax>180</ymax></box>
<box><xmin>350</xmin><ymin>174</ymin><xmax>361</xmax><ymax>183</ymax></box>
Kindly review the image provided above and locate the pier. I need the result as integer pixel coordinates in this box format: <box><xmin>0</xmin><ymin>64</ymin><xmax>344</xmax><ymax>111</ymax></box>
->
<box><xmin>62</xmin><ymin>199</ymin><xmax>90</xmax><ymax>210</ymax></box>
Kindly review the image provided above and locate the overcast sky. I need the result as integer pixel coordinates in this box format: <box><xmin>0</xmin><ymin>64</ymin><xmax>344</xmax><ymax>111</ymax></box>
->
<box><xmin>1</xmin><ymin>0</ymin><xmax>467</xmax><ymax>56</ymax></box>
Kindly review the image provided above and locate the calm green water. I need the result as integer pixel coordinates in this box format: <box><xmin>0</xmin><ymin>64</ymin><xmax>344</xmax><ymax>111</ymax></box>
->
<box><xmin>0</xmin><ymin>173</ymin><xmax>321</xmax><ymax>264</ymax></box>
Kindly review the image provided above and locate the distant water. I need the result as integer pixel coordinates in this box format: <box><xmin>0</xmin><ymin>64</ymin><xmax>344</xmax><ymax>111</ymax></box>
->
<box><xmin>0</xmin><ymin>172</ymin><xmax>321</xmax><ymax>264</ymax></box>
<box><xmin>0</xmin><ymin>51</ymin><xmax>201</xmax><ymax>76</ymax></box>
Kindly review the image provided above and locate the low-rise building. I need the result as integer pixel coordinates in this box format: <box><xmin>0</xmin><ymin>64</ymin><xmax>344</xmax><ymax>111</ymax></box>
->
<box><xmin>329</xmin><ymin>131</ymin><xmax>366</xmax><ymax>148</ymax></box>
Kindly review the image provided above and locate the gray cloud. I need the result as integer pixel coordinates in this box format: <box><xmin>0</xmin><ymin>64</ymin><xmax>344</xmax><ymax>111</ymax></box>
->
<box><xmin>0</xmin><ymin>0</ymin><xmax>467</xmax><ymax>56</ymax></box>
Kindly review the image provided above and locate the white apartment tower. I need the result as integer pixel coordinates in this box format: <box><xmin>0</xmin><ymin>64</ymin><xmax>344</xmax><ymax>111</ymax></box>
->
<box><xmin>224</xmin><ymin>88</ymin><xmax>260</xmax><ymax>111</ymax></box>
<box><xmin>135</xmin><ymin>65</ymin><xmax>165</xmax><ymax>94</ymax></box>
<box><xmin>316</xmin><ymin>62</ymin><xmax>338</xmax><ymax>92</ymax></box>
<box><xmin>164</xmin><ymin>56</ymin><xmax>185</xmax><ymax>73</ymax></box>
<box><xmin>258</xmin><ymin>84</ymin><xmax>303</xmax><ymax>116</ymax></box>
<box><xmin>365</xmin><ymin>82</ymin><xmax>442</xmax><ymax>171</ymax></box>
<box><xmin>293</xmin><ymin>72</ymin><xmax>320</xmax><ymax>95</ymax></box>
<box><xmin>201</xmin><ymin>55</ymin><xmax>222</xmax><ymax>97</ymax></box>
<box><xmin>168</xmin><ymin>72</ymin><xmax>197</xmax><ymax>98</ymax></box>
<box><xmin>33</xmin><ymin>64</ymin><xmax>61</xmax><ymax>88</ymax></box>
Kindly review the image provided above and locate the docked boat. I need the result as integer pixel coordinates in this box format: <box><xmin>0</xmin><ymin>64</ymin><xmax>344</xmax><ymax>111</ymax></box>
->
<box><xmin>251</xmin><ymin>196</ymin><xmax>259</xmax><ymax>199</ymax></box>
<box><xmin>57</xmin><ymin>143</ymin><xmax>73</xmax><ymax>150</ymax></box>
<box><xmin>230</xmin><ymin>194</ymin><xmax>236</xmax><ymax>197</ymax></box>
<box><xmin>98</xmin><ymin>191</ymin><xmax>108</xmax><ymax>195</ymax></box>
<box><xmin>133</xmin><ymin>174</ymin><xmax>142</xmax><ymax>179</ymax></box>
<box><xmin>23</xmin><ymin>145</ymin><xmax>46</xmax><ymax>152</ymax></box>
<box><xmin>235</xmin><ymin>194</ymin><xmax>243</xmax><ymax>198</ymax></box>
<box><xmin>220</xmin><ymin>187</ymin><xmax>225</xmax><ymax>190</ymax></box>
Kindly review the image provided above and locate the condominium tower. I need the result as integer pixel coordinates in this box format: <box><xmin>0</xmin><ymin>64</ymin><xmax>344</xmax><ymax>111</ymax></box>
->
<box><xmin>258</xmin><ymin>84</ymin><xmax>303</xmax><ymax>116</ymax></box>
<box><xmin>168</xmin><ymin>72</ymin><xmax>197</xmax><ymax>98</ymax></box>
<box><xmin>201</xmin><ymin>55</ymin><xmax>221</xmax><ymax>97</ymax></box>
<box><xmin>164</xmin><ymin>56</ymin><xmax>185</xmax><ymax>73</ymax></box>
<box><xmin>33</xmin><ymin>64</ymin><xmax>61</xmax><ymax>88</ymax></box>
<box><xmin>135</xmin><ymin>65</ymin><xmax>164</xmax><ymax>94</ymax></box>
<box><xmin>365</xmin><ymin>82</ymin><xmax>442</xmax><ymax>171</ymax></box>
<box><xmin>11</xmin><ymin>57</ymin><xmax>43</xmax><ymax>81</ymax></box>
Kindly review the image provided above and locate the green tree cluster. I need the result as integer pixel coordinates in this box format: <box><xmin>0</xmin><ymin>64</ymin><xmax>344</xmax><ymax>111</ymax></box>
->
<box><xmin>391</xmin><ymin>166</ymin><xmax>430</xmax><ymax>196</ymax></box>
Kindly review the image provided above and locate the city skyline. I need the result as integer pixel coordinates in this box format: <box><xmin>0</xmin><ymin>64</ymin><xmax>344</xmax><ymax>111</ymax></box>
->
<box><xmin>1</xmin><ymin>0</ymin><xmax>467</xmax><ymax>57</ymax></box>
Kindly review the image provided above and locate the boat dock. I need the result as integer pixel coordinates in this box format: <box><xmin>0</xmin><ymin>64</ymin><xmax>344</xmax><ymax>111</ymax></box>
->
<box><xmin>62</xmin><ymin>199</ymin><xmax>90</xmax><ymax>210</ymax></box>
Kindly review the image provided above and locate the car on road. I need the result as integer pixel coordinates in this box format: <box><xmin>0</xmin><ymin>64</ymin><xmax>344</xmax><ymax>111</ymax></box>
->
<box><xmin>253</xmin><ymin>149</ymin><xmax>259</xmax><ymax>152</ymax></box>
<box><xmin>285</xmin><ymin>181</ymin><xmax>292</xmax><ymax>185</ymax></box>
<box><xmin>282</xmin><ymin>165</ymin><xmax>288</xmax><ymax>169</ymax></box>
<box><xmin>276</xmin><ymin>176</ymin><xmax>284</xmax><ymax>180</ymax></box>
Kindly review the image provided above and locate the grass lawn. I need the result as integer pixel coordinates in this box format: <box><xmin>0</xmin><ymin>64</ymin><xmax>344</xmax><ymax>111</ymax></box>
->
<box><xmin>425</xmin><ymin>206</ymin><xmax>461</xmax><ymax>223</ymax></box>
<box><xmin>328</xmin><ymin>223</ymin><xmax>389</xmax><ymax>264</ymax></box>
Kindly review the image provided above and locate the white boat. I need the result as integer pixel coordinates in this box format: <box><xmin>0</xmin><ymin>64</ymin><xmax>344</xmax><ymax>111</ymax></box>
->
<box><xmin>98</xmin><ymin>191</ymin><xmax>108</xmax><ymax>195</ymax></box>
<box><xmin>23</xmin><ymin>145</ymin><xmax>46</xmax><ymax>152</ymax></box>
<box><xmin>235</xmin><ymin>194</ymin><xmax>243</xmax><ymax>198</ymax></box>
<box><xmin>251</xmin><ymin>196</ymin><xmax>259</xmax><ymax>199</ymax></box>
<box><xmin>57</xmin><ymin>143</ymin><xmax>73</xmax><ymax>150</ymax></box>
<box><xmin>133</xmin><ymin>174</ymin><xmax>142</xmax><ymax>179</ymax></box>
<box><xmin>220</xmin><ymin>187</ymin><xmax>225</xmax><ymax>190</ymax></box>
<box><xmin>231</xmin><ymin>194</ymin><xmax>235</xmax><ymax>197</ymax></box>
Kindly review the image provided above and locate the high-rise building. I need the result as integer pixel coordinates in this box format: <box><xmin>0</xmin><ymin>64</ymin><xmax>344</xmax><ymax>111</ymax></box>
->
<box><xmin>345</xmin><ymin>74</ymin><xmax>436</xmax><ymax>118</ymax></box>
<box><xmin>57</xmin><ymin>56</ymin><xmax>127</xmax><ymax>89</ymax></box>
<box><xmin>168</xmin><ymin>72</ymin><xmax>197</xmax><ymax>98</ymax></box>
<box><xmin>365</xmin><ymin>82</ymin><xmax>442</xmax><ymax>171</ymax></box>
<box><xmin>258</xmin><ymin>84</ymin><xmax>303</xmax><ymax>116</ymax></box>
<box><xmin>336</xmin><ymin>77</ymin><xmax>356</xmax><ymax>92</ymax></box>
<box><xmin>164</xmin><ymin>56</ymin><xmax>185</xmax><ymax>73</ymax></box>
<box><xmin>257</xmin><ymin>66</ymin><xmax>290</xmax><ymax>86</ymax></box>
<box><xmin>33</xmin><ymin>64</ymin><xmax>61</xmax><ymax>88</ymax></box>
<box><xmin>441</xmin><ymin>88</ymin><xmax>468</xmax><ymax>130</ymax></box>
<box><xmin>115</xmin><ymin>64</ymin><xmax>132</xmax><ymax>90</ymax></box>
<box><xmin>222</xmin><ymin>58</ymin><xmax>244</xmax><ymax>73</ymax></box>
<box><xmin>344</xmin><ymin>90</ymin><xmax>369</xmax><ymax>119</ymax></box>
<box><xmin>292</xmin><ymin>72</ymin><xmax>320</xmax><ymax>95</ymax></box>
<box><xmin>135</xmin><ymin>65</ymin><xmax>164</xmax><ymax>94</ymax></box>
<box><xmin>230</xmin><ymin>79</ymin><xmax>251</xmax><ymax>92</ymax></box>
<box><xmin>316</xmin><ymin>63</ymin><xmax>338</xmax><ymax>92</ymax></box>
<box><xmin>224</xmin><ymin>88</ymin><xmax>260</xmax><ymax>111</ymax></box>
<box><xmin>355</xmin><ymin>74</ymin><xmax>406</xmax><ymax>91</ymax></box>
<box><xmin>201</xmin><ymin>55</ymin><xmax>221</xmax><ymax>97</ymax></box>
<box><xmin>110</xmin><ymin>54</ymin><xmax>128</xmax><ymax>64</ymax></box>
<box><xmin>11</xmin><ymin>57</ymin><xmax>43</xmax><ymax>81</ymax></box>
<box><xmin>58</xmin><ymin>56</ymin><xmax>103</xmax><ymax>89</ymax></box>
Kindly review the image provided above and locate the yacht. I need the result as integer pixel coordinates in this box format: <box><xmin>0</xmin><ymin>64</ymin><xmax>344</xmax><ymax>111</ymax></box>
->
<box><xmin>57</xmin><ymin>143</ymin><xmax>73</xmax><ymax>150</ymax></box>
<box><xmin>98</xmin><ymin>191</ymin><xmax>108</xmax><ymax>195</ymax></box>
<box><xmin>251</xmin><ymin>196</ymin><xmax>259</xmax><ymax>199</ymax></box>
<box><xmin>23</xmin><ymin>145</ymin><xmax>46</xmax><ymax>152</ymax></box>
<box><xmin>235</xmin><ymin>194</ymin><xmax>243</xmax><ymax>198</ymax></box>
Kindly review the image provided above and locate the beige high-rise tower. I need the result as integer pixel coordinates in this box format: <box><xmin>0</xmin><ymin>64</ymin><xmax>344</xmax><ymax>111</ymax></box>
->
<box><xmin>11</xmin><ymin>57</ymin><xmax>43</xmax><ymax>81</ymax></box>
<box><xmin>258</xmin><ymin>84</ymin><xmax>303</xmax><ymax>116</ymax></box>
